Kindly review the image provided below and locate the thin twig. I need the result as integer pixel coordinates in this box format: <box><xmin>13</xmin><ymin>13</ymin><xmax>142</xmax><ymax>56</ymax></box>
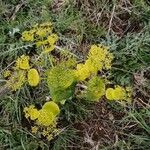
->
<box><xmin>55</xmin><ymin>45</ymin><xmax>79</xmax><ymax>58</ymax></box>
<box><xmin>107</xmin><ymin>4</ymin><xmax>116</xmax><ymax>36</ymax></box>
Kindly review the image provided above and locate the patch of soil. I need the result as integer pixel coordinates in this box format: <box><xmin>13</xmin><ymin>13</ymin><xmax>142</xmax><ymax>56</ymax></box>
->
<box><xmin>72</xmin><ymin>100</ymin><xmax>125</xmax><ymax>149</ymax></box>
<box><xmin>74</xmin><ymin>0</ymin><xmax>144</xmax><ymax>37</ymax></box>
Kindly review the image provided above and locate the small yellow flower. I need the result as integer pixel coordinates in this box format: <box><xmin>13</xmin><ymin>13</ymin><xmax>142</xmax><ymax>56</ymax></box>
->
<box><xmin>87</xmin><ymin>44</ymin><xmax>113</xmax><ymax>71</ymax></box>
<box><xmin>74</xmin><ymin>44</ymin><xmax>113</xmax><ymax>82</ymax></box>
<box><xmin>22</xmin><ymin>22</ymin><xmax>53</xmax><ymax>42</ymax></box>
<box><xmin>47</xmin><ymin>34</ymin><xmax>58</xmax><ymax>45</ymax></box>
<box><xmin>16</xmin><ymin>55</ymin><xmax>30</xmax><ymax>70</ymax></box>
<box><xmin>85</xmin><ymin>59</ymin><xmax>103</xmax><ymax>74</ymax></box>
<box><xmin>27</xmin><ymin>68</ymin><xmax>40</xmax><ymax>86</ymax></box>
<box><xmin>89</xmin><ymin>44</ymin><xmax>107</xmax><ymax>61</ymax></box>
<box><xmin>47</xmin><ymin>134</ymin><xmax>53</xmax><ymax>141</ymax></box>
<box><xmin>104</xmin><ymin>53</ymin><xmax>114</xmax><ymax>70</ymax></box>
<box><xmin>104</xmin><ymin>59</ymin><xmax>112</xmax><ymax>70</ymax></box>
<box><xmin>53</xmin><ymin>128</ymin><xmax>60</xmax><ymax>135</ymax></box>
<box><xmin>7</xmin><ymin>70</ymin><xmax>26</xmax><ymax>91</ymax></box>
<box><xmin>107</xmin><ymin>53</ymin><xmax>114</xmax><ymax>60</ymax></box>
<box><xmin>42</xmin><ymin>129</ymin><xmax>49</xmax><ymax>137</ymax></box>
<box><xmin>22</xmin><ymin>31</ymin><xmax>34</xmax><ymax>42</ymax></box>
<box><xmin>3</xmin><ymin>70</ymin><xmax>11</xmax><ymax>78</ymax></box>
<box><xmin>31</xmin><ymin>126</ymin><xmax>38</xmax><ymax>134</ymax></box>
<box><xmin>24</xmin><ymin>107</ymin><xmax>30</xmax><ymax>118</ymax></box>
<box><xmin>42</xmin><ymin>101</ymin><xmax>60</xmax><ymax>116</ymax></box>
<box><xmin>24</xmin><ymin>105</ymin><xmax>40</xmax><ymax>120</ymax></box>
<box><xmin>36</xmin><ymin>28</ymin><xmax>48</xmax><ymax>37</ymax></box>
<box><xmin>47</xmin><ymin>123</ymin><xmax>56</xmax><ymax>131</ymax></box>
<box><xmin>36</xmin><ymin>41</ymin><xmax>44</xmax><ymax>47</ymax></box>
<box><xmin>30</xmin><ymin>108</ymin><xmax>40</xmax><ymax>120</ymax></box>
<box><xmin>43</xmin><ymin>45</ymin><xmax>55</xmax><ymax>53</ymax></box>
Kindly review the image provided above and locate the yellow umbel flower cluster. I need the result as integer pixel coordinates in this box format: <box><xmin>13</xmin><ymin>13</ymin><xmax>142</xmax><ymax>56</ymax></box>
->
<box><xmin>106</xmin><ymin>85</ymin><xmax>132</xmax><ymax>102</ymax></box>
<box><xmin>41</xmin><ymin>122</ymin><xmax>60</xmax><ymax>141</ymax></box>
<box><xmin>6</xmin><ymin>55</ymin><xmax>40</xmax><ymax>91</ymax></box>
<box><xmin>37</xmin><ymin>109</ymin><xmax>54</xmax><ymax>126</ymax></box>
<box><xmin>7</xmin><ymin>70</ymin><xmax>26</xmax><ymax>91</ymax></box>
<box><xmin>75</xmin><ymin>44</ymin><xmax>113</xmax><ymax>81</ymax></box>
<box><xmin>24</xmin><ymin>101</ymin><xmax>60</xmax><ymax>140</ymax></box>
<box><xmin>36</xmin><ymin>33</ymin><xmax>58</xmax><ymax>53</ymax></box>
<box><xmin>16</xmin><ymin>55</ymin><xmax>30</xmax><ymax>70</ymax></box>
<box><xmin>75</xmin><ymin>64</ymin><xmax>90</xmax><ymax>81</ymax></box>
<box><xmin>24</xmin><ymin>101</ymin><xmax>60</xmax><ymax>126</ymax></box>
<box><xmin>24</xmin><ymin>105</ymin><xmax>40</xmax><ymax>120</ymax></box>
<box><xmin>21</xmin><ymin>22</ymin><xmax>58</xmax><ymax>53</ymax></box>
<box><xmin>47</xmin><ymin>65</ymin><xmax>75</xmax><ymax>103</ymax></box>
<box><xmin>3</xmin><ymin>70</ymin><xmax>11</xmax><ymax>78</ymax></box>
<box><xmin>31</xmin><ymin>121</ymin><xmax>60</xmax><ymax>141</ymax></box>
<box><xmin>87</xmin><ymin>44</ymin><xmax>113</xmax><ymax>71</ymax></box>
<box><xmin>22</xmin><ymin>22</ymin><xmax>52</xmax><ymax>41</ymax></box>
<box><xmin>24</xmin><ymin>101</ymin><xmax>60</xmax><ymax>141</ymax></box>
<box><xmin>42</xmin><ymin>101</ymin><xmax>60</xmax><ymax>116</ymax></box>
<box><xmin>22</xmin><ymin>30</ymin><xmax>35</xmax><ymax>42</ymax></box>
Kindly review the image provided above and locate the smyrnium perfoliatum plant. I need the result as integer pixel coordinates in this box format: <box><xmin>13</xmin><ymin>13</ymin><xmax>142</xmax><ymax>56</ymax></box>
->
<box><xmin>3</xmin><ymin>22</ymin><xmax>132</xmax><ymax>141</ymax></box>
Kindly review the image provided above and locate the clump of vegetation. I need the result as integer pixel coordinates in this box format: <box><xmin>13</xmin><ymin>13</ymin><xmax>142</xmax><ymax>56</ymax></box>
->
<box><xmin>2</xmin><ymin>22</ymin><xmax>132</xmax><ymax>144</ymax></box>
<box><xmin>24</xmin><ymin>101</ymin><xmax>60</xmax><ymax>141</ymax></box>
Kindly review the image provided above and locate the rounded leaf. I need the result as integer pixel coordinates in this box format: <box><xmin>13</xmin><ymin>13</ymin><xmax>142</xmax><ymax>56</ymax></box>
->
<box><xmin>28</xmin><ymin>69</ymin><xmax>40</xmax><ymax>86</ymax></box>
<box><xmin>105</xmin><ymin>88</ymin><xmax>114</xmax><ymax>100</ymax></box>
<box><xmin>42</xmin><ymin>101</ymin><xmax>60</xmax><ymax>116</ymax></box>
<box><xmin>86</xmin><ymin>76</ymin><xmax>105</xmax><ymax>101</ymax></box>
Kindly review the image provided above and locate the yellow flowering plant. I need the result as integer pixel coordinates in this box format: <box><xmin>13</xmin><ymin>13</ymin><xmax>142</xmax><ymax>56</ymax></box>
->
<box><xmin>4</xmin><ymin>32</ymin><xmax>132</xmax><ymax>101</ymax></box>
<box><xmin>24</xmin><ymin>101</ymin><xmax>61</xmax><ymax>141</ymax></box>
<box><xmin>21</xmin><ymin>22</ymin><xmax>58</xmax><ymax>54</ymax></box>
<box><xmin>16</xmin><ymin>55</ymin><xmax>30</xmax><ymax>70</ymax></box>
<box><xmin>5</xmin><ymin>55</ymin><xmax>40</xmax><ymax>91</ymax></box>
<box><xmin>7</xmin><ymin>69</ymin><xmax>26</xmax><ymax>91</ymax></box>
<box><xmin>105</xmin><ymin>85</ymin><xmax>132</xmax><ymax>104</ymax></box>
<box><xmin>74</xmin><ymin>44</ymin><xmax>114</xmax><ymax>81</ymax></box>
<box><xmin>2</xmin><ymin>22</ymin><xmax>133</xmax><ymax>142</ymax></box>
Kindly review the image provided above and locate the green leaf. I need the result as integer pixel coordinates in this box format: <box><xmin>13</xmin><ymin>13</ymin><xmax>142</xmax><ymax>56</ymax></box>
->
<box><xmin>47</xmin><ymin>65</ymin><xmax>75</xmax><ymax>89</ymax></box>
<box><xmin>86</xmin><ymin>76</ymin><xmax>105</xmax><ymax>101</ymax></box>
<box><xmin>50</xmin><ymin>84</ymin><xmax>76</xmax><ymax>103</ymax></box>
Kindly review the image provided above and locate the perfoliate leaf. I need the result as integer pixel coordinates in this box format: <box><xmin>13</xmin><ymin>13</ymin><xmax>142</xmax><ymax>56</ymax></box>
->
<box><xmin>47</xmin><ymin>65</ymin><xmax>75</xmax><ymax>89</ymax></box>
<box><xmin>50</xmin><ymin>84</ymin><xmax>75</xmax><ymax>103</ymax></box>
<box><xmin>86</xmin><ymin>76</ymin><xmax>105</xmax><ymax>101</ymax></box>
<box><xmin>47</xmin><ymin>65</ymin><xmax>76</xmax><ymax>103</ymax></box>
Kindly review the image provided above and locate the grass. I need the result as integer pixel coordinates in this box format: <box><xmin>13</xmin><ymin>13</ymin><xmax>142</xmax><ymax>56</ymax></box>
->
<box><xmin>0</xmin><ymin>0</ymin><xmax>150</xmax><ymax>149</ymax></box>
